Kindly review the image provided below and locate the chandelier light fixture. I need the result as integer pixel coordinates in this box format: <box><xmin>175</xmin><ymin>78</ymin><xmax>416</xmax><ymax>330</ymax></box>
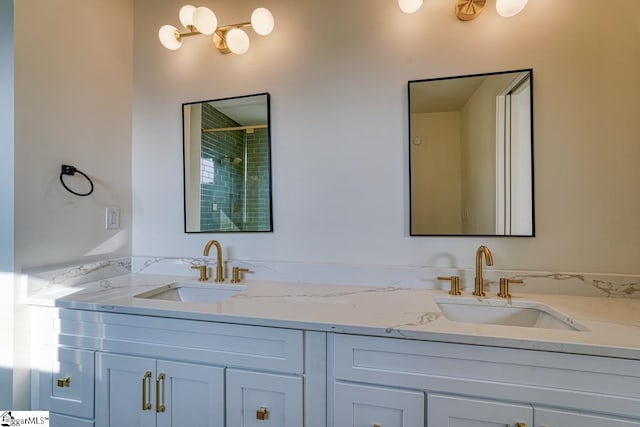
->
<box><xmin>398</xmin><ymin>0</ymin><xmax>529</xmax><ymax>20</ymax></box>
<box><xmin>159</xmin><ymin>5</ymin><xmax>275</xmax><ymax>55</ymax></box>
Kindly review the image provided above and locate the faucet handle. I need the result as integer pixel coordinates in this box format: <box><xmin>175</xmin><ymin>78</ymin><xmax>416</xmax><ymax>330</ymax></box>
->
<box><xmin>438</xmin><ymin>276</ymin><xmax>462</xmax><ymax>296</ymax></box>
<box><xmin>497</xmin><ymin>278</ymin><xmax>524</xmax><ymax>299</ymax></box>
<box><xmin>231</xmin><ymin>267</ymin><xmax>250</xmax><ymax>284</ymax></box>
<box><xmin>191</xmin><ymin>265</ymin><xmax>209</xmax><ymax>282</ymax></box>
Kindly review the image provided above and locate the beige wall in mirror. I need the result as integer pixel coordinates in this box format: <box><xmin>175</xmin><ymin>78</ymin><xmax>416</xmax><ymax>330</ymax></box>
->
<box><xmin>410</xmin><ymin>70</ymin><xmax>533</xmax><ymax>236</ymax></box>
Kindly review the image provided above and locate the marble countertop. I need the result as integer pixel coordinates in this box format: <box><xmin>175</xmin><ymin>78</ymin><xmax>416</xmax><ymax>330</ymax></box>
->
<box><xmin>26</xmin><ymin>273</ymin><xmax>640</xmax><ymax>360</ymax></box>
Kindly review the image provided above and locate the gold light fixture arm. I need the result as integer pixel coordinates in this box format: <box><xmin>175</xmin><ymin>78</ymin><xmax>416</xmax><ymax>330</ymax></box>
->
<box><xmin>169</xmin><ymin>22</ymin><xmax>255</xmax><ymax>54</ymax></box>
<box><xmin>217</xmin><ymin>22</ymin><xmax>252</xmax><ymax>32</ymax></box>
<box><xmin>177</xmin><ymin>30</ymin><xmax>202</xmax><ymax>40</ymax></box>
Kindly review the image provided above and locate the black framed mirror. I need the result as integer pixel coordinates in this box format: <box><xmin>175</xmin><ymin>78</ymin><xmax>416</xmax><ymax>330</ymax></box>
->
<box><xmin>409</xmin><ymin>69</ymin><xmax>534</xmax><ymax>236</ymax></box>
<box><xmin>183</xmin><ymin>93</ymin><xmax>273</xmax><ymax>233</ymax></box>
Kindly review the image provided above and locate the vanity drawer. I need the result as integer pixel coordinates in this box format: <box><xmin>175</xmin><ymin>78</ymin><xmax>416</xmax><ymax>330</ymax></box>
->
<box><xmin>39</xmin><ymin>346</ymin><xmax>95</xmax><ymax>419</ymax></box>
<box><xmin>333</xmin><ymin>382</ymin><xmax>424</xmax><ymax>427</ymax></box>
<box><xmin>56</xmin><ymin>309</ymin><xmax>304</xmax><ymax>374</ymax></box>
<box><xmin>226</xmin><ymin>369</ymin><xmax>303</xmax><ymax>427</ymax></box>
<box><xmin>332</xmin><ymin>333</ymin><xmax>640</xmax><ymax>418</ymax></box>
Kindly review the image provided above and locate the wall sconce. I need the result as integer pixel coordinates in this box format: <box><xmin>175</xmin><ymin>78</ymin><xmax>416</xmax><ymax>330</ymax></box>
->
<box><xmin>159</xmin><ymin>5</ymin><xmax>274</xmax><ymax>55</ymax></box>
<box><xmin>398</xmin><ymin>0</ymin><xmax>528</xmax><ymax>20</ymax></box>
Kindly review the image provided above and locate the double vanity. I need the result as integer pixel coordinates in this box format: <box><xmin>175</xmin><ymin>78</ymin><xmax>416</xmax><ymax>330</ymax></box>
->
<box><xmin>26</xmin><ymin>250</ymin><xmax>640</xmax><ymax>427</ymax></box>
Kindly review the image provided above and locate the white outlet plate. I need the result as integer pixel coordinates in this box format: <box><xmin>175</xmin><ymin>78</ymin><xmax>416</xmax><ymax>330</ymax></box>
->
<box><xmin>105</xmin><ymin>207</ymin><xmax>120</xmax><ymax>230</ymax></box>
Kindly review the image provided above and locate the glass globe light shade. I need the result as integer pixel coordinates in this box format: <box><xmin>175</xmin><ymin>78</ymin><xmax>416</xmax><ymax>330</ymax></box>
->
<box><xmin>179</xmin><ymin>5</ymin><xmax>196</xmax><ymax>28</ymax></box>
<box><xmin>398</xmin><ymin>0</ymin><xmax>423</xmax><ymax>14</ymax></box>
<box><xmin>158</xmin><ymin>25</ymin><xmax>182</xmax><ymax>50</ymax></box>
<box><xmin>251</xmin><ymin>8</ymin><xmax>275</xmax><ymax>36</ymax></box>
<box><xmin>226</xmin><ymin>28</ymin><xmax>250</xmax><ymax>55</ymax></box>
<box><xmin>193</xmin><ymin>6</ymin><xmax>218</xmax><ymax>35</ymax></box>
<box><xmin>496</xmin><ymin>0</ymin><xmax>529</xmax><ymax>17</ymax></box>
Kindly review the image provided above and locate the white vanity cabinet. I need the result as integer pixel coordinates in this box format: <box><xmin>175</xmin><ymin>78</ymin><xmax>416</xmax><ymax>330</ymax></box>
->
<box><xmin>333</xmin><ymin>382</ymin><xmax>424</xmax><ymax>427</ymax></box>
<box><xmin>96</xmin><ymin>353</ymin><xmax>225</xmax><ymax>426</ymax></box>
<box><xmin>31</xmin><ymin>306</ymin><xmax>640</xmax><ymax>427</ymax></box>
<box><xmin>96</xmin><ymin>355</ymin><xmax>304</xmax><ymax>427</ymax></box>
<box><xmin>535</xmin><ymin>408</ymin><xmax>640</xmax><ymax>427</ymax></box>
<box><xmin>427</xmin><ymin>396</ymin><xmax>640</xmax><ymax>427</ymax></box>
<box><xmin>331</xmin><ymin>333</ymin><xmax>640</xmax><ymax>427</ymax></box>
<box><xmin>32</xmin><ymin>308</ymin><xmax>308</xmax><ymax>427</ymax></box>
<box><xmin>36</xmin><ymin>345</ymin><xmax>96</xmax><ymax>426</ymax></box>
<box><xmin>226</xmin><ymin>369</ymin><xmax>303</xmax><ymax>427</ymax></box>
<box><xmin>427</xmin><ymin>394</ymin><xmax>532</xmax><ymax>427</ymax></box>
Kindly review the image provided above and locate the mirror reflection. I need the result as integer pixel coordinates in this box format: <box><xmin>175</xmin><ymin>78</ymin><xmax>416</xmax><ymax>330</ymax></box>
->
<box><xmin>183</xmin><ymin>93</ymin><xmax>273</xmax><ymax>233</ymax></box>
<box><xmin>409</xmin><ymin>70</ymin><xmax>534</xmax><ymax>236</ymax></box>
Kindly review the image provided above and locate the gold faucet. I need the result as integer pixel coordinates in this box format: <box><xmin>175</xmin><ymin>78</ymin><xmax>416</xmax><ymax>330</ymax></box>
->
<box><xmin>474</xmin><ymin>245</ymin><xmax>494</xmax><ymax>297</ymax></box>
<box><xmin>203</xmin><ymin>240</ymin><xmax>224</xmax><ymax>282</ymax></box>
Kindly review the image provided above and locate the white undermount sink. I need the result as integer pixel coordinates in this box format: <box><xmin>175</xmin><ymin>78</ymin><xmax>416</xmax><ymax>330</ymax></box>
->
<box><xmin>134</xmin><ymin>282</ymin><xmax>247</xmax><ymax>303</ymax></box>
<box><xmin>435</xmin><ymin>296</ymin><xmax>588</xmax><ymax>331</ymax></box>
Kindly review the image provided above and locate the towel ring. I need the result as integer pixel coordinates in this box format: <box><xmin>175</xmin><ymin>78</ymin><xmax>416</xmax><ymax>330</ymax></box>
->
<box><xmin>59</xmin><ymin>164</ymin><xmax>94</xmax><ymax>197</ymax></box>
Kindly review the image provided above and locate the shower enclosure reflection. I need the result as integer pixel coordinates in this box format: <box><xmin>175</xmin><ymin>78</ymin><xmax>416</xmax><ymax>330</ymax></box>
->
<box><xmin>183</xmin><ymin>93</ymin><xmax>273</xmax><ymax>233</ymax></box>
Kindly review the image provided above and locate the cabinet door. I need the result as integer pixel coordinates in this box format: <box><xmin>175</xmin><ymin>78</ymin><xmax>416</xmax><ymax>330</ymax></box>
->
<box><xmin>50</xmin><ymin>413</ymin><xmax>95</xmax><ymax>427</ymax></box>
<box><xmin>428</xmin><ymin>394</ymin><xmax>532</xmax><ymax>427</ymax></box>
<box><xmin>95</xmin><ymin>353</ymin><xmax>156</xmax><ymax>427</ymax></box>
<box><xmin>226</xmin><ymin>369</ymin><xmax>303</xmax><ymax>427</ymax></box>
<box><xmin>156</xmin><ymin>360</ymin><xmax>224</xmax><ymax>427</ymax></box>
<box><xmin>334</xmin><ymin>382</ymin><xmax>424</xmax><ymax>427</ymax></box>
<box><xmin>40</xmin><ymin>347</ymin><xmax>95</xmax><ymax>419</ymax></box>
<box><xmin>536</xmin><ymin>408</ymin><xmax>640</xmax><ymax>427</ymax></box>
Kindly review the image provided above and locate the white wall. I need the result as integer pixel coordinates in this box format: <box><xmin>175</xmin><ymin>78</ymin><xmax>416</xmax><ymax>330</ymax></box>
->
<box><xmin>14</xmin><ymin>0</ymin><xmax>134</xmax><ymax>270</ymax></box>
<box><xmin>132</xmin><ymin>0</ymin><xmax>640</xmax><ymax>274</ymax></box>
<box><xmin>0</xmin><ymin>0</ymin><xmax>15</xmax><ymax>410</ymax></box>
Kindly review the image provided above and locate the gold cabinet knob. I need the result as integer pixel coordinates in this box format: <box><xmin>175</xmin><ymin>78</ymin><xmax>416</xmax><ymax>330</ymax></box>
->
<box><xmin>373</xmin><ymin>424</ymin><xmax>382</xmax><ymax>427</ymax></box>
<box><xmin>256</xmin><ymin>406</ymin><xmax>269</xmax><ymax>420</ymax></box>
<box><xmin>515</xmin><ymin>423</ymin><xmax>527</xmax><ymax>427</ymax></box>
<box><xmin>56</xmin><ymin>376</ymin><xmax>70</xmax><ymax>387</ymax></box>
<box><xmin>438</xmin><ymin>276</ymin><xmax>462</xmax><ymax>296</ymax></box>
<box><xmin>498</xmin><ymin>278</ymin><xmax>524</xmax><ymax>299</ymax></box>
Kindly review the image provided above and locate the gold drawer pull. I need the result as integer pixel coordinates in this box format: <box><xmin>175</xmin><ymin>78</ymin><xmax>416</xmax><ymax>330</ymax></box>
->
<box><xmin>515</xmin><ymin>423</ymin><xmax>527</xmax><ymax>427</ymax></box>
<box><xmin>156</xmin><ymin>373</ymin><xmax>166</xmax><ymax>413</ymax></box>
<box><xmin>56</xmin><ymin>376</ymin><xmax>70</xmax><ymax>388</ymax></box>
<box><xmin>374</xmin><ymin>424</ymin><xmax>382</xmax><ymax>427</ymax></box>
<box><xmin>141</xmin><ymin>371</ymin><xmax>152</xmax><ymax>411</ymax></box>
<box><xmin>256</xmin><ymin>406</ymin><xmax>269</xmax><ymax>420</ymax></box>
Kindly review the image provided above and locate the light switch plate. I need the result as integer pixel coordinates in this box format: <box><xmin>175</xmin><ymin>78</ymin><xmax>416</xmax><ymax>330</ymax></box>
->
<box><xmin>105</xmin><ymin>207</ymin><xmax>120</xmax><ymax>230</ymax></box>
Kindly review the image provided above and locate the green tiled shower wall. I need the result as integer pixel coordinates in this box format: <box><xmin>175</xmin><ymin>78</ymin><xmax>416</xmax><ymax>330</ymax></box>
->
<box><xmin>200</xmin><ymin>103</ymin><xmax>271</xmax><ymax>231</ymax></box>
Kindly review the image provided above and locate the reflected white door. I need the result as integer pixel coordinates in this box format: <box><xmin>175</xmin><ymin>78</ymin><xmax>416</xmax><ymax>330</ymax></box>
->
<box><xmin>496</xmin><ymin>74</ymin><xmax>532</xmax><ymax>235</ymax></box>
